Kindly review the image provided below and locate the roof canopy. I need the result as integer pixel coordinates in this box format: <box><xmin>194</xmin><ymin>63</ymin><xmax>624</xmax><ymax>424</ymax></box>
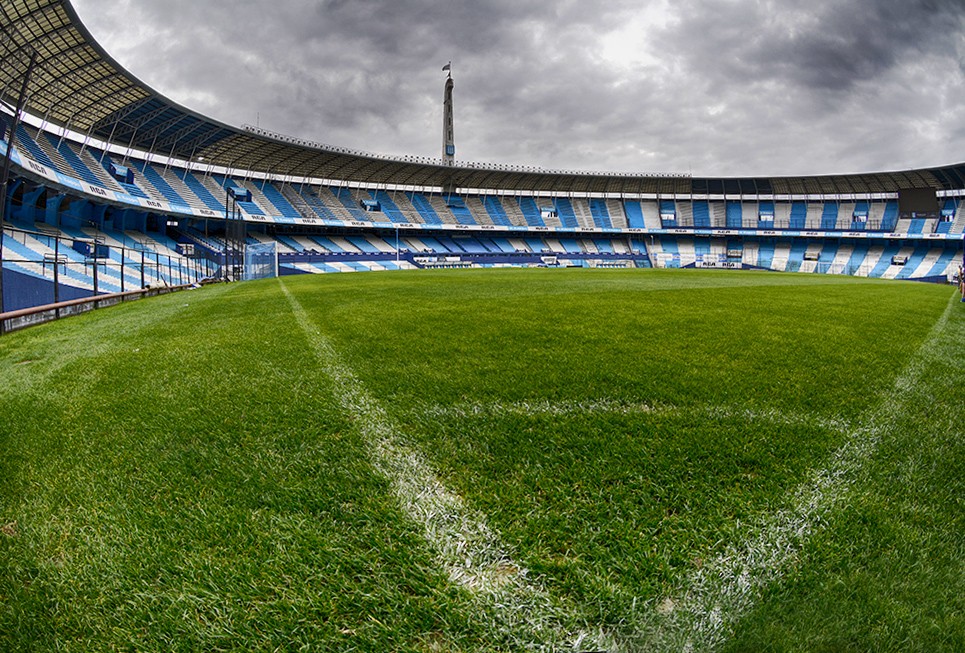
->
<box><xmin>2</xmin><ymin>0</ymin><xmax>964</xmax><ymax>195</ymax></box>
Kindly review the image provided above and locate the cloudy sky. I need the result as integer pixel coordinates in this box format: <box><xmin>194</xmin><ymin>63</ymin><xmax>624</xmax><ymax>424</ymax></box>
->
<box><xmin>70</xmin><ymin>0</ymin><xmax>965</xmax><ymax>177</ymax></box>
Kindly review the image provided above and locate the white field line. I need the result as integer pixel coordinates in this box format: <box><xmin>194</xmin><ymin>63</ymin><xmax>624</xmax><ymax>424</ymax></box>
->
<box><xmin>279</xmin><ymin>281</ymin><xmax>617</xmax><ymax>652</ymax></box>
<box><xmin>622</xmin><ymin>291</ymin><xmax>961</xmax><ymax>652</ymax></box>
<box><xmin>280</xmin><ymin>276</ymin><xmax>958</xmax><ymax>650</ymax></box>
<box><xmin>420</xmin><ymin>398</ymin><xmax>853</xmax><ymax>436</ymax></box>
<box><xmin>410</xmin><ymin>294</ymin><xmax>957</xmax><ymax>650</ymax></box>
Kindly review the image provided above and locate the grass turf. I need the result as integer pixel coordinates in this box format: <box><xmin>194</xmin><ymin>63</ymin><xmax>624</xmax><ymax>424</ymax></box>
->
<box><xmin>0</xmin><ymin>268</ymin><xmax>960</xmax><ymax>651</ymax></box>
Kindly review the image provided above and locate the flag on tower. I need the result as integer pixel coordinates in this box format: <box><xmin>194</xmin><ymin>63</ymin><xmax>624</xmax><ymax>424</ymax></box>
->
<box><xmin>442</xmin><ymin>63</ymin><xmax>451</xmax><ymax>72</ymax></box>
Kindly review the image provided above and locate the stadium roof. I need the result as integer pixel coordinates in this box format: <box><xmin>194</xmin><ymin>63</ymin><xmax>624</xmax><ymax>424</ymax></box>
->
<box><xmin>1</xmin><ymin>0</ymin><xmax>964</xmax><ymax>196</ymax></box>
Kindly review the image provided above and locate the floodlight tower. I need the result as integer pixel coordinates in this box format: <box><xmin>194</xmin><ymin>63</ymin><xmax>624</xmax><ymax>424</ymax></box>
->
<box><xmin>442</xmin><ymin>62</ymin><xmax>454</xmax><ymax>166</ymax></box>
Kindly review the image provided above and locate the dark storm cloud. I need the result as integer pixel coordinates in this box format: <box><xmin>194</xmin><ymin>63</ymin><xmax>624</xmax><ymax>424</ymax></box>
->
<box><xmin>644</xmin><ymin>0</ymin><xmax>965</xmax><ymax>174</ymax></box>
<box><xmin>70</xmin><ymin>0</ymin><xmax>965</xmax><ymax>176</ymax></box>
<box><xmin>73</xmin><ymin>0</ymin><xmax>644</xmax><ymax>160</ymax></box>
<box><xmin>662</xmin><ymin>0</ymin><xmax>964</xmax><ymax>93</ymax></box>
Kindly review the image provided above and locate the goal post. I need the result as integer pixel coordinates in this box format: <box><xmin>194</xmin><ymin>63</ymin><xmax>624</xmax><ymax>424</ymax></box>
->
<box><xmin>243</xmin><ymin>242</ymin><xmax>278</xmax><ymax>281</ymax></box>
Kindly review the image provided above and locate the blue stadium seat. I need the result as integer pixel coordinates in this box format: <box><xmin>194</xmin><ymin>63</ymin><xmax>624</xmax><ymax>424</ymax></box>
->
<box><xmin>659</xmin><ymin>200</ymin><xmax>676</xmax><ymax>226</ymax></box>
<box><xmin>881</xmin><ymin>201</ymin><xmax>899</xmax><ymax>231</ymax></box>
<box><xmin>553</xmin><ymin>198</ymin><xmax>579</xmax><ymax>229</ymax></box>
<box><xmin>175</xmin><ymin>170</ymin><xmax>226</xmax><ymax>213</ymax></box>
<box><xmin>14</xmin><ymin>126</ymin><xmax>58</xmax><ymax>170</ymax></box>
<box><xmin>296</xmin><ymin>186</ymin><xmax>339</xmax><ymax>220</ymax></box>
<box><xmin>907</xmin><ymin>219</ymin><xmax>926</xmax><ymax>234</ymax></box>
<box><xmin>870</xmin><ymin>244</ymin><xmax>901</xmax><ymax>277</ymax></box>
<box><xmin>444</xmin><ymin>195</ymin><xmax>477</xmax><ymax>226</ymax></box>
<box><xmin>589</xmin><ymin>199</ymin><xmax>612</xmax><ymax>229</ymax></box>
<box><xmin>726</xmin><ymin>201</ymin><xmax>743</xmax><ymax>229</ymax></box>
<box><xmin>212</xmin><ymin>175</ymin><xmax>264</xmax><ymax>216</ymax></box>
<box><xmin>93</xmin><ymin>152</ymin><xmax>149</xmax><ymax>199</ymax></box>
<box><xmin>406</xmin><ymin>192</ymin><xmax>443</xmax><ymax>224</ymax></box>
<box><xmin>623</xmin><ymin>201</ymin><xmax>646</xmax><ymax>229</ymax></box>
<box><xmin>896</xmin><ymin>244</ymin><xmax>931</xmax><ymax>279</ymax></box>
<box><xmin>820</xmin><ymin>202</ymin><xmax>839</xmax><ymax>230</ymax></box>
<box><xmin>369</xmin><ymin>191</ymin><xmax>408</xmax><ymax>223</ymax></box>
<box><xmin>259</xmin><ymin>181</ymin><xmax>302</xmax><ymax>220</ymax></box>
<box><xmin>845</xmin><ymin>242</ymin><xmax>870</xmax><ymax>273</ymax></box>
<box><xmin>692</xmin><ymin>200</ymin><xmax>711</xmax><ymax>228</ymax></box>
<box><xmin>516</xmin><ymin>197</ymin><xmax>545</xmax><ymax>227</ymax></box>
<box><xmin>481</xmin><ymin>196</ymin><xmax>513</xmax><ymax>227</ymax></box>
<box><xmin>789</xmin><ymin>202</ymin><xmax>807</xmax><ymax>229</ymax></box>
<box><xmin>125</xmin><ymin>161</ymin><xmax>190</xmax><ymax>206</ymax></box>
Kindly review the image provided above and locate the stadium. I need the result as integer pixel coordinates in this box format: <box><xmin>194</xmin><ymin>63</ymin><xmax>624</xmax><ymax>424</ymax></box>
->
<box><xmin>1</xmin><ymin>1</ymin><xmax>963</xmax><ymax>651</ymax></box>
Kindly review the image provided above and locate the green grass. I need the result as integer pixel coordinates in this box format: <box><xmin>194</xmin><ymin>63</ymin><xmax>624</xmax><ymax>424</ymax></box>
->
<box><xmin>0</xmin><ymin>268</ymin><xmax>961</xmax><ymax>651</ymax></box>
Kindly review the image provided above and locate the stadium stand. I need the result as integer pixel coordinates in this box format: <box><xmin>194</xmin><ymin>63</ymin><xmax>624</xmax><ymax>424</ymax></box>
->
<box><xmin>406</xmin><ymin>192</ymin><xmax>443</xmax><ymax>224</ymax></box>
<box><xmin>0</xmin><ymin>0</ymin><xmax>962</xmax><ymax>315</ymax></box>
<box><xmin>127</xmin><ymin>160</ymin><xmax>189</xmax><ymax>206</ymax></box>
<box><xmin>173</xmin><ymin>170</ymin><xmax>226</xmax><ymax>213</ymax></box>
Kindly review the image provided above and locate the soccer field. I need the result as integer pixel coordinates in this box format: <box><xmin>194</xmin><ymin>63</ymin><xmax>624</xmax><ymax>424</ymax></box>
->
<box><xmin>1</xmin><ymin>269</ymin><xmax>962</xmax><ymax>652</ymax></box>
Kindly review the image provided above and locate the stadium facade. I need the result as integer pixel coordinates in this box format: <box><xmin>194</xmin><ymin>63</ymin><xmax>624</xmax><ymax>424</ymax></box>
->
<box><xmin>1</xmin><ymin>0</ymin><xmax>963</xmax><ymax>312</ymax></box>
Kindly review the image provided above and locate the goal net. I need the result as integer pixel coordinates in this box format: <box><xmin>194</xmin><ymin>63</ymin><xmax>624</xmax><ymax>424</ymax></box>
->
<box><xmin>243</xmin><ymin>242</ymin><xmax>278</xmax><ymax>281</ymax></box>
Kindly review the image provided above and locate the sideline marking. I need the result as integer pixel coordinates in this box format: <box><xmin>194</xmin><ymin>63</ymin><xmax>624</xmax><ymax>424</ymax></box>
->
<box><xmin>408</xmin><ymin>294</ymin><xmax>957</xmax><ymax>650</ymax></box>
<box><xmin>626</xmin><ymin>291</ymin><xmax>960</xmax><ymax>651</ymax></box>
<box><xmin>279</xmin><ymin>280</ymin><xmax>616</xmax><ymax>652</ymax></box>
<box><xmin>282</xmin><ymin>276</ymin><xmax>959</xmax><ymax>651</ymax></box>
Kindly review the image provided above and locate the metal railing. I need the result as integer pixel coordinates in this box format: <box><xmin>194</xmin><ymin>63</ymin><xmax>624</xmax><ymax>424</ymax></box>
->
<box><xmin>1</xmin><ymin>223</ymin><xmax>217</xmax><ymax>314</ymax></box>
